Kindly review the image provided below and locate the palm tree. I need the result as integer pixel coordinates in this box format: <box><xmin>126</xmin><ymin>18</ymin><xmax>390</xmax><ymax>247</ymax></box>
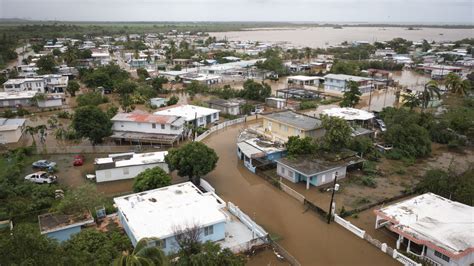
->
<box><xmin>420</xmin><ymin>80</ymin><xmax>441</xmax><ymax>110</ymax></box>
<box><xmin>23</xmin><ymin>125</ymin><xmax>39</xmax><ymax>144</ymax></box>
<box><xmin>113</xmin><ymin>238</ymin><xmax>167</xmax><ymax>266</ymax></box>
<box><xmin>445</xmin><ymin>72</ymin><xmax>462</xmax><ymax>94</ymax></box>
<box><xmin>304</xmin><ymin>47</ymin><xmax>312</xmax><ymax>63</ymax></box>
<box><xmin>402</xmin><ymin>93</ymin><xmax>421</xmax><ymax>110</ymax></box>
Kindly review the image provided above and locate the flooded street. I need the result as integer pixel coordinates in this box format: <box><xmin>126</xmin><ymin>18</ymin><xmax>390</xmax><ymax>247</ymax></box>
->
<box><xmin>211</xmin><ymin>27</ymin><xmax>473</xmax><ymax>48</ymax></box>
<box><xmin>202</xmin><ymin>123</ymin><xmax>398</xmax><ymax>266</ymax></box>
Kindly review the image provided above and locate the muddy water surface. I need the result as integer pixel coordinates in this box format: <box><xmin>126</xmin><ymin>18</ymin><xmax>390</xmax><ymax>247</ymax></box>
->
<box><xmin>202</xmin><ymin>124</ymin><xmax>398</xmax><ymax>266</ymax></box>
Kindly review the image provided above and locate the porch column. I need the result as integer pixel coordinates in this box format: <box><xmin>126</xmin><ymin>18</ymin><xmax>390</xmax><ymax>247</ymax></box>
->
<box><xmin>406</xmin><ymin>239</ymin><xmax>411</xmax><ymax>253</ymax></box>
<box><xmin>421</xmin><ymin>245</ymin><xmax>426</xmax><ymax>257</ymax></box>
<box><xmin>396</xmin><ymin>235</ymin><xmax>403</xmax><ymax>249</ymax></box>
<box><xmin>306</xmin><ymin>176</ymin><xmax>310</xmax><ymax>190</ymax></box>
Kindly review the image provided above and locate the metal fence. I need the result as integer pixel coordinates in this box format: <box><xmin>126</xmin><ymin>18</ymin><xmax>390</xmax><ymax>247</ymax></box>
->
<box><xmin>33</xmin><ymin>144</ymin><xmax>160</xmax><ymax>155</ymax></box>
<box><xmin>195</xmin><ymin>117</ymin><xmax>247</xmax><ymax>142</ymax></box>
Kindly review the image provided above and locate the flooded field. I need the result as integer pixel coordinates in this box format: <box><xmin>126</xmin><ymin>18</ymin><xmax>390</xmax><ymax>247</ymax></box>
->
<box><xmin>202</xmin><ymin>123</ymin><xmax>398</xmax><ymax>266</ymax></box>
<box><xmin>211</xmin><ymin>26</ymin><xmax>474</xmax><ymax>48</ymax></box>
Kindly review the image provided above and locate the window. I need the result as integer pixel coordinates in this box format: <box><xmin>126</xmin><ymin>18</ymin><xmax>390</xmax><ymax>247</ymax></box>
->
<box><xmin>288</xmin><ymin>170</ymin><xmax>294</xmax><ymax>178</ymax></box>
<box><xmin>123</xmin><ymin>168</ymin><xmax>129</xmax><ymax>175</ymax></box>
<box><xmin>152</xmin><ymin>123</ymin><xmax>156</xmax><ymax>129</ymax></box>
<box><xmin>161</xmin><ymin>124</ymin><xmax>165</xmax><ymax>129</ymax></box>
<box><xmin>161</xmin><ymin>239</ymin><xmax>166</xmax><ymax>249</ymax></box>
<box><xmin>434</xmin><ymin>251</ymin><xmax>450</xmax><ymax>262</ymax></box>
<box><xmin>280</xmin><ymin>166</ymin><xmax>286</xmax><ymax>175</ymax></box>
<box><xmin>213</xmin><ymin>113</ymin><xmax>217</xmax><ymax>119</ymax></box>
<box><xmin>204</xmin><ymin>225</ymin><xmax>214</xmax><ymax>236</ymax></box>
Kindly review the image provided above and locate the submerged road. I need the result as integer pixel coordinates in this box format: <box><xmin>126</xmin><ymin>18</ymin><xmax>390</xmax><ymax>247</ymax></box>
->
<box><xmin>203</xmin><ymin>124</ymin><xmax>398</xmax><ymax>266</ymax></box>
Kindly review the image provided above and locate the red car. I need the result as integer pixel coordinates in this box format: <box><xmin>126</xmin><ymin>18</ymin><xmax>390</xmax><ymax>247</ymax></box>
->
<box><xmin>73</xmin><ymin>155</ymin><xmax>85</xmax><ymax>166</ymax></box>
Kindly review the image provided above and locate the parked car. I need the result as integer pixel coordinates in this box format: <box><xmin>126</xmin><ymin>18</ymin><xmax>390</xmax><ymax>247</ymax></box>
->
<box><xmin>32</xmin><ymin>160</ymin><xmax>57</xmax><ymax>169</ymax></box>
<box><xmin>375</xmin><ymin>119</ymin><xmax>387</xmax><ymax>132</ymax></box>
<box><xmin>73</xmin><ymin>155</ymin><xmax>85</xmax><ymax>166</ymax></box>
<box><xmin>24</xmin><ymin>171</ymin><xmax>57</xmax><ymax>184</ymax></box>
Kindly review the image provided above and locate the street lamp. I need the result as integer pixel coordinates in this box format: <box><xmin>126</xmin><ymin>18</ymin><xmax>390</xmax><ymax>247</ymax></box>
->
<box><xmin>327</xmin><ymin>171</ymin><xmax>339</xmax><ymax>224</ymax></box>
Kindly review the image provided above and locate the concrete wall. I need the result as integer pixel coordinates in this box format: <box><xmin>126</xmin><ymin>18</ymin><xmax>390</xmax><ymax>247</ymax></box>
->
<box><xmin>37</xmin><ymin>99</ymin><xmax>63</xmax><ymax>108</ymax></box>
<box><xmin>96</xmin><ymin>162</ymin><xmax>169</xmax><ymax>183</ymax></box>
<box><xmin>208</xmin><ymin>104</ymin><xmax>240</xmax><ymax>116</ymax></box>
<box><xmin>194</xmin><ymin>113</ymin><xmax>219</xmax><ymax>127</ymax></box>
<box><xmin>0</xmin><ymin>98</ymin><xmax>32</xmax><ymax>107</ymax></box>
<box><xmin>46</xmin><ymin>226</ymin><xmax>82</xmax><ymax>242</ymax></box>
<box><xmin>425</xmin><ymin>247</ymin><xmax>473</xmax><ymax>266</ymax></box>
<box><xmin>112</xmin><ymin>120</ymin><xmax>183</xmax><ymax>135</ymax></box>
<box><xmin>0</xmin><ymin>128</ymin><xmax>23</xmax><ymax>144</ymax></box>
<box><xmin>118</xmin><ymin>209</ymin><xmax>138</xmax><ymax>246</ymax></box>
<box><xmin>4</xmin><ymin>80</ymin><xmax>45</xmax><ymax>93</ymax></box>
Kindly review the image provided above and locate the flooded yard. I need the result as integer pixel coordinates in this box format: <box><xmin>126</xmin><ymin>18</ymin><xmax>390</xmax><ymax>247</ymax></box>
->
<box><xmin>202</xmin><ymin>123</ymin><xmax>397</xmax><ymax>265</ymax></box>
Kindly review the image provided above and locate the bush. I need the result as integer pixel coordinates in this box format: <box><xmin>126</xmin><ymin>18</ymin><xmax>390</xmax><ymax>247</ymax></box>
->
<box><xmin>16</xmin><ymin>107</ymin><xmax>30</xmax><ymax>117</ymax></box>
<box><xmin>56</xmin><ymin>111</ymin><xmax>72</xmax><ymax>119</ymax></box>
<box><xmin>76</xmin><ymin>92</ymin><xmax>108</xmax><ymax>107</ymax></box>
<box><xmin>299</xmin><ymin>101</ymin><xmax>317</xmax><ymax>110</ymax></box>
<box><xmin>360</xmin><ymin>176</ymin><xmax>377</xmax><ymax>188</ymax></box>
<box><xmin>2</xmin><ymin>109</ymin><xmax>15</xmax><ymax>118</ymax></box>
<box><xmin>385</xmin><ymin>148</ymin><xmax>403</xmax><ymax>160</ymax></box>
<box><xmin>362</xmin><ymin>161</ymin><xmax>377</xmax><ymax>175</ymax></box>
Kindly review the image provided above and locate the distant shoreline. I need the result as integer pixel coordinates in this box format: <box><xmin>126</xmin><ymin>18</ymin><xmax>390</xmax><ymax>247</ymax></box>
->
<box><xmin>0</xmin><ymin>19</ymin><xmax>473</xmax><ymax>31</ymax></box>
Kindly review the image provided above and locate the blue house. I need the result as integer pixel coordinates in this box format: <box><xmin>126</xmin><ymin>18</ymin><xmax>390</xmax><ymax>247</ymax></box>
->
<box><xmin>276</xmin><ymin>151</ymin><xmax>363</xmax><ymax>189</ymax></box>
<box><xmin>38</xmin><ymin>212</ymin><xmax>95</xmax><ymax>242</ymax></box>
<box><xmin>114</xmin><ymin>182</ymin><xmax>228</xmax><ymax>255</ymax></box>
<box><xmin>237</xmin><ymin>131</ymin><xmax>286</xmax><ymax>173</ymax></box>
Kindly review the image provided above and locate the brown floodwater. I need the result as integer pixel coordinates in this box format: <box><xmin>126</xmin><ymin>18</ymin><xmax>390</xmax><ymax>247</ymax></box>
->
<box><xmin>211</xmin><ymin>27</ymin><xmax>474</xmax><ymax>48</ymax></box>
<box><xmin>202</xmin><ymin>124</ymin><xmax>398</xmax><ymax>266</ymax></box>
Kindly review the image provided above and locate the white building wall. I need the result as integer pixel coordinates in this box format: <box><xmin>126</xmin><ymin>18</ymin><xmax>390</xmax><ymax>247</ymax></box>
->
<box><xmin>0</xmin><ymin>129</ymin><xmax>23</xmax><ymax>144</ymax></box>
<box><xmin>95</xmin><ymin>162</ymin><xmax>169</xmax><ymax>183</ymax></box>
<box><xmin>3</xmin><ymin>80</ymin><xmax>46</xmax><ymax>93</ymax></box>
<box><xmin>112</xmin><ymin>121</ymin><xmax>183</xmax><ymax>135</ymax></box>
<box><xmin>37</xmin><ymin>99</ymin><xmax>63</xmax><ymax>108</ymax></box>
<box><xmin>425</xmin><ymin>247</ymin><xmax>473</xmax><ymax>266</ymax></box>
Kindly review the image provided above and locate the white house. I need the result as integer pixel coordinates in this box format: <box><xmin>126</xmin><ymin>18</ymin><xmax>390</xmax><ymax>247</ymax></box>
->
<box><xmin>114</xmin><ymin>182</ymin><xmax>268</xmax><ymax>254</ymax></box>
<box><xmin>41</xmin><ymin>74</ymin><xmax>68</xmax><ymax>93</ymax></box>
<box><xmin>110</xmin><ymin>111</ymin><xmax>185</xmax><ymax>145</ymax></box>
<box><xmin>150</xmin><ymin>98</ymin><xmax>168</xmax><ymax>108</ymax></box>
<box><xmin>37</xmin><ymin>94</ymin><xmax>64</xmax><ymax>108</ymax></box>
<box><xmin>0</xmin><ymin>91</ymin><xmax>37</xmax><ymax>108</ymax></box>
<box><xmin>3</xmin><ymin>78</ymin><xmax>46</xmax><ymax>93</ymax></box>
<box><xmin>91</xmin><ymin>52</ymin><xmax>111</xmax><ymax>66</ymax></box>
<box><xmin>287</xmin><ymin>75</ymin><xmax>322</xmax><ymax>90</ymax></box>
<box><xmin>182</xmin><ymin>73</ymin><xmax>221</xmax><ymax>85</ymax></box>
<box><xmin>0</xmin><ymin>118</ymin><xmax>25</xmax><ymax>144</ymax></box>
<box><xmin>207</xmin><ymin>98</ymin><xmax>246</xmax><ymax>116</ymax></box>
<box><xmin>154</xmin><ymin>104</ymin><xmax>220</xmax><ymax>127</ymax></box>
<box><xmin>323</xmin><ymin>74</ymin><xmax>373</xmax><ymax>95</ymax></box>
<box><xmin>94</xmin><ymin>151</ymin><xmax>169</xmax><ymax>183</ymax></box>
<box><xmin>375</xmin><ymin>193</ymin><xmax>474</xmax><ymax>266</ymax></box>
<box><xmin>265</xmin><ymin>97</ymin><xmax>287</xmax><ymax>109</ymax></box>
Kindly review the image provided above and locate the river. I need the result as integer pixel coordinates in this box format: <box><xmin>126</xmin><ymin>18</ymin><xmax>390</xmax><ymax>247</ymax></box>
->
<box><xmin>202</xmin><ymin>123</ymin><xmax>398</xmax><ymax>266</ymax></box>
<box><xmin>211</xmin><ymin>26</ymin><xmax>473</xmax><ymax>48</ymax></box>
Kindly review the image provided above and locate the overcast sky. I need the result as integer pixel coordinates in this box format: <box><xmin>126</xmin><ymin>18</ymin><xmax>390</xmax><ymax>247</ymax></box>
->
<box><xmin>1</xmin><ymin>0</ymin><xmax>473</xmax><ymax>24</ymax></box>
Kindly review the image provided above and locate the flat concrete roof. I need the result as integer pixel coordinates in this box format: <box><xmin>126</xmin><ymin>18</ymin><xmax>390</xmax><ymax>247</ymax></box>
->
<box><xmin>155</xmin><ymin>104</ymin><xmax>220</xmax><ymax>121</ymax></box>
<box><xmin>324</xmin><ymin>74</ymin><xmax>371</xmax><ymax>82</ymax></box>
<box><xmin>95</xmin><ymin>151</ymin><xmax>167</xmax><ymax>169</ymax></box>
<box><xmin>376</xmin><ymin>193</ymin><xmax>474</xmax><ymax>257</ymax></box>
<box><xmin>263</xmin><ymin>111</ymin><xmax>322</xmax><ymax>131</ymax></box>
<box><xmin>114</xmin><ymin>182</ymin><xmax>227</xmax><ymax>240</ymax></box>
<box><xmin>0</xmin><ymin>118</ymin><xmax>26</xmax><ymax>131</ymax></box>
<box><xmin>322</xmin><ymin>107</ymin><xmax>375</xmax><ymax>121</ymax></box>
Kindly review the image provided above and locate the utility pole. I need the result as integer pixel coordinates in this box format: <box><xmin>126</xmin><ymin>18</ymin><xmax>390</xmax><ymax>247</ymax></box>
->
<box><xmin>368</xmin><ymin>73</ymin><xmax>375</xmax><ymax>111</ymax></box>
<box><xmin>192</xmin><ymin>112</ymin><xmax>197</xmax><ymax>141</ymax></box>
<box><xmin>327</xmin><ymin>172</ymin><xmax>338</xmax><ymax>224</ymax></box>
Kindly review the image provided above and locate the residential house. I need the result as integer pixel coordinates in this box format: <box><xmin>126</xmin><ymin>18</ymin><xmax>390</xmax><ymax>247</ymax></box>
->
<box><xmin>41</xmin><ymin>74</ymin><xmax>68</xmax><ymax>93</ymax></box>
<box><xmin>37</xmin><ymin>94</ymin><xmax>65</xmax><ymax>108</ymax></box>
<box><xmin>110</xmin><ymin>111</ymin><xmax>185</xmax><ymax>145</ymax></box>
<box><xmin>0</xmin><ymin>91</ymin><xmax>37</xmax><ymax>108</ymax></box>
<box><xmin>94</xmin><ymin>151</ymin><xmax>169</xmax><ymax>183</ymax></box>
<box><xmin>266</xmin><ymin>97</ymin><xmax>290</xmax><ymax>109</ymax></box>
<box><xmin>236</xmin><ymin>129</ymin><xmax>286</xmax><ymax>173</ymax></box>
<box><xmin>287</xmin><ymin>75</ymin><xmax>322</xmax><ymax>90</ymax></box>
<box><xmin>172</xmin><ymin>59</ymin><xmax>193</xmax><ymax>68</ymax></box>
<box><xmin>375</xmin><ymin>193</ymin><xmax>474</xmax><ymax>266</ymax></box>
<box><xmin>3</xmin><ymin>78</ymin><xmax>46</xmax><ymax>93</ymax></box>
<box><xmin>207</xmin><ymin>98</ymin><xmax>246</xmax><ymax>116</ymax></box>
<box><xmin>323</xmin><ymin>74</ymin><xmax>373</xmax><ymax>95</ymax></box>
<box><xmin>91</xmin><ymin>51</ymin><xmax>111</xmax><ymax>66</ymax></box>
<box><xmin>260</xmin><ymin>111</ymin><xmax>324</xmax><ymax>142</ymax></box>
<box><xmin>114</xmin><ymin>182</ymin><xmax>268</xmax><ymax>254</ymax></box>
<box><xmin>182</xmin><ymin>73</ymin><xmax>221</xmax><ymax>85</ymax></box>
<box><xmin>276</xmin><ymin>150</ymin><xmax>363</xmax><ymax>189</ymax></box>
<box><xmin>38</xmin><ymin>211</ymin><xmax>94</xmax><ymax>242</ymax></box>
<box><xmin>0</xmin><ymin>118</ymin><xmax>26</xmax><ymax>144</ymax></box>
<box><xmin>154</xmin><ymin>104</ymin><xmax>220</xmax><ymax>127</ymax></box>
<box><xmin>321</xmin><ymin>107</ymin><xmax>375</xmax><ymax>138</ymax></box>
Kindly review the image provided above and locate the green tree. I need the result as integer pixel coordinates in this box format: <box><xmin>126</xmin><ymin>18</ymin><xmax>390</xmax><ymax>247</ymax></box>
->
<box><xmin>56</xmin><ymin>183</ymin><xmax>108</xmax><ymax>214</ymax></box>
<box><xmin>420</xmin><ymin>80</ymin><xmax>440</xmax><ymax>110</ymax></box>
<box><xmin>72</xmin><ymin>106</ymin><xmax>112</xmax><ymax>145</ymax></box>
<box><xmin>0</xmin><ymin>223</ymin><xmax>63</xmax><ymax>265</ymax></box>
<box><xmin>76</xmin><ymin>92</ymin><xmax>107</xmax><ymax>107</ymax></box>
<box><xmin>36</xmin><ymin>55</ymin><xmax>56</xmax><ymax>74</ymax></box>
<box><xmin>152</xmin><ymin>77</ymin><xmax>169</xmax><ymax>93</ymax></box>
<box><xmin>320</xmin><ymin>115</ymin><xmax>352</xmax><ymax>151</ymax></box>
<box><xmin>240</xmin><ymin>79</ymin><xmax>271</xmax><ymax>102</ymax></box>
<box><xmin>286</xmin><ymin>136</ymin><xmax>316</xmax><ymax>157</ymax></box>
<box><xmin>116</xmin><ymin>80</ymin><xmax>138</xmax><ymax>96</ymax></box>
<box><xmin>174</xmin><ymin>241</ymin><xmax>246</xmax><ymax>266</ymax></box>
<box><xmin>23</xmin><ymin>125</ymin><xmax>39</xmax><ymax>144</ymax></box>
<box><xmin>167</xmin><ymin>95</ymin><xmax>179</xmax><ymax>106</ymax></box>
<box><xmin>66</xmin><ymin>80</ymin><xmax>80</xmax><ymax>97</ymax></box>
<box><xmin>240</xmin><ymin>103</ymin><xmax>253</xmax><ymax>115</ymax></box>
<box><xmin>136</xmin><ymin>68</ymin><xmax>150</xmax><ymax>81</ymax></box>
<box><xmin>340</xmin><ymin>81</ymin><xmax>362</xmax><ymax>108</ymax></box>
<box><xmin>165</xmin><ymin>142</ymin><xmax>218</xmax><ymax>185</ymax></box>
<box><xmin>133</xmin><ymin>167</ymin><xmax>172</xmax><ymax>192</ymax></box>
<box><xmin>402</xmin><ymin>93</ymin><xmax>421</xmax><ymax>110</ymax></box>
<box><xmin>113</xmin><ymin>238</ymin><xmax>167</xmax><ymax>266</ymax></box>
<box><xmin>445</xmin><ymin>72</ymin><xmax>466</xmax><ymax>96</ymax></box>
<box><xmin>63</xmin><ymin>228</ymin><xmax>131</xmax><ymax>266</ymax></box>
